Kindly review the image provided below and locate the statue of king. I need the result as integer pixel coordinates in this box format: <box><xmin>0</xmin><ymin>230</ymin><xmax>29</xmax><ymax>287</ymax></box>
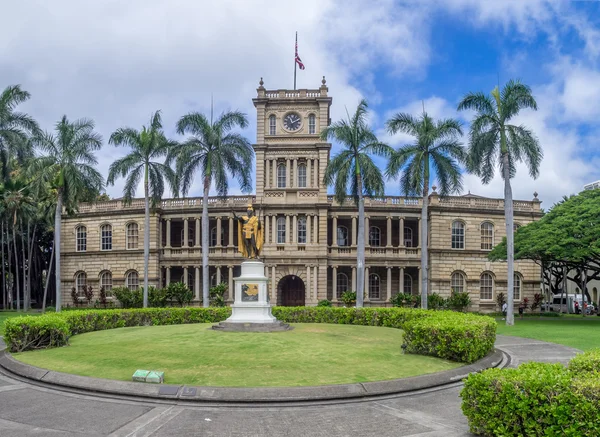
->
<box><xmin>233</xmin><ymin>204</ymin><xmax>264</xmax><ymax>259</ymax></box>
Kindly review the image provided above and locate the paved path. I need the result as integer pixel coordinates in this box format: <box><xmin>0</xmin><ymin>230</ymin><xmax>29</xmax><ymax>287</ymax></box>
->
<box><xmin>0</xmin><ymin>336</ymin><xmax>580</xmax><ymax>437</ymax></box>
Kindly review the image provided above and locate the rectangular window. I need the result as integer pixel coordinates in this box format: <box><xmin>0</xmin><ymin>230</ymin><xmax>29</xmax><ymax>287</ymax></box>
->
<box><xmin>277</xmin><ymin>217</ymin><xmax>286</xmax><ymax>244</ymax></box>
<box><xmin>481</xmin><ymin>224</ymin><xmax>493</xmax><ymax>250</ymax></box>
<box><xmin>277</xmin><ymin>164</ymin><xmax>286</xmax><ymax>188</ymax></box>
<box><xmin>76</xmin><ymin>227</ymin><xmax>87</xmax><ymax>252</ymax></box>
<box><xmin>297</xmin><ymin>164</ymin><xmax>307</xmax><ymax>188</ymax></box>
<box><xmin>127</xmin><ymin>224</ymin><xmax>139</xmax><ymax>249</ymax></box>
<box><xmin>451</xmin><ymin>223</ymin><xmax>465</xmax><ymax>249</ymax></box>
<box><xmin>269</xmin><ymin>115</ymin><xmax>276</xmax><ymax>135</ymax></box>
<box><xmin>101</xmin><ymin>225</ymin><xmax>112</xmax><ymax>250</ymax></box>
<box><xmin>297</xmin><ymin>217</ymin><xmax>306</xmax><ymax>244</ymax></box>
<box><xmin>308</xmin><ymin>114</ymin><xmax>316</xmax><ymax>134</ymax></box>
<box><xmin>480</xmin><ymin>274</ymin><xmax>493</xmax><ymax>300</ymax></box>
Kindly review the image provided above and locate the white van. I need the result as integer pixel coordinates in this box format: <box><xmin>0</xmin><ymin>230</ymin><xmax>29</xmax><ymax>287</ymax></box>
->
<box><xmin>549</xmin><ymin>294</ymin><xmax>592</xmax><ymax>313</ymax></box>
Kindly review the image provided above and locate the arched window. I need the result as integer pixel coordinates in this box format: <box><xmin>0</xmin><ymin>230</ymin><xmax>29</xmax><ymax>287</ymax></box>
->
<box><xmin>514</xmin><ymin>273</ymin><xmax>522</xmax><ymax>301</ymax></box>
<box><xmin>127</xmin><ymin>223</ymin><xmax>139</xmax><ymax>249</ymax></box>
<box><xmin>210</xmin><ymin>227</ymin><xmax>224</xmax><ymax>247</ymax></box>
<box><xmin>308</xmin><ymin>114</ymin><xmax>316</xmax><ymax>134</ymax></box>
<box><xmin>76</xmin><ymin>226</ymin><xmax>87</xmax><ymax>252</ymax></box>
<box><xmin>100</xmin><ymin>271</ymin><xmax>112</xmax><ymax>294</ymax></box>
<box><xmin>297</xmin><ymin>217</ymin><xmax>307</xmax><ymax>244</ymax></box>
<box><xmin>75</xmin><ymin>272</ymin><xmax>87</xmax><ymax>296</ymax></box>
<box><xmin>403</xmin><ymin>274</ymin><xmax>413</xmax><ymax>294</ymax></box>
<box><xmin>100</xmin><ymin>224</ymin><xmax>112</xmax><ymax>250</ymax></box>
<box><xmin>297</xmin><ymin>164</ymin><xmax>307</xmax><ymax>188</ymax></box>
<box><xmin>451</xmin><ymin>272</ymin><xmax>465</xmax><ymax>293</ymax></box>
<box><xmin>480</xmin><ymin>272</ymin><xmax>493</xmax><ymax>300</ymax></box>
<box><xmin>451</xmin><ymin>221</ymin><xmax>465</xmax><ymax>249</ymax></box>
<box><xmin>480</xmin><ymin>222</ymin><xmax>494</xmax><ymax>250</ymax></box>
<box><xmin>369</xmin><ymin>226</ymin><xmax>381</xmax><ymax>246</ymax></box>
<box><xmin>269</xmin><ymin>114</ymin><xmax>276</xmax><ymax>135</ymax></box>
<box><xmin>277</xmin><ymin>216</ymin><xmax>286</xmax><ymax>244</ymax></box>
<box><xmin>336</xmin><ymin>273</ymin><xmax>349</xmax><ymax>298</ymax></box>
<box><xmin>337</xmin><ymin>226</ymin><xmax>349</xmax><ymax>246</ymax></box>
<box><xmin>126</xmin><ymin>271</ymin><xmax>139</xmax><ymax>291</ymax></box>
<box><xmin>369</xmin><ymin>274</ymin><xmax>380</xmax><ymax>299</ymax></box>
<box><xmin>277</xmin><ymin>164</ymin><xmax>286</xmax><ymax>188</ymax></box>
<box><xmin>404</xmin><ymin>227</ymin><xmax>413</xmax><ymax>247</ymax></box>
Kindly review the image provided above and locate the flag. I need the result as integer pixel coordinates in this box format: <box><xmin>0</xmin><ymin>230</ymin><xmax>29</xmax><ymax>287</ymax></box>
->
<box><xmin>295</xmin><ymin>37</ymin><xmax>305</xmax><ymax>70</ymax></box>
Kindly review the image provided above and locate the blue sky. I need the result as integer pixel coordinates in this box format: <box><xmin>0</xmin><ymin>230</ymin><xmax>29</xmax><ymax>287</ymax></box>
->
<box><xmin>2</xmin><ymin>0</ymin><xmax>599</xmax><ymax>206</ymax></box>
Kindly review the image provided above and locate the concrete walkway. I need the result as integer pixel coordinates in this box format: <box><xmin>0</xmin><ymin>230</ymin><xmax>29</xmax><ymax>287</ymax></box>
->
<box><xmin>0</xmin><ymin>336</ymin><xmax>580</xmax><ymax>437</ymax></box>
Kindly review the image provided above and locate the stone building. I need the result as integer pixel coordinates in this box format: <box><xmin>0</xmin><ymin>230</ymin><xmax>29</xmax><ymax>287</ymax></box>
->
<box><xmin>60</xmin><ymin>78</ymin><xmax>543</xmax><ymax>312</ymax></box>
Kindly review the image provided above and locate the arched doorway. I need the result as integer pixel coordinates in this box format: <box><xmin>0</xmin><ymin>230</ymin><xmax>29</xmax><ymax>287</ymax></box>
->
<box><xmin>279</xmin><ymin>275</ymin><xmax>306</xmax><ymax>306</ymax></box>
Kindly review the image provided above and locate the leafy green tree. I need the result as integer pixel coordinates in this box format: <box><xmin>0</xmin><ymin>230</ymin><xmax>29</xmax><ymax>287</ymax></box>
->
<box><xmin>32</xmin><ymin>116</ymin><xmax>104</xmax><ymax>311</ymax></box>
<box><xmin>386</xmin><ymin>111</ymin><xmax>464</xmax><ymax>309</ymax></box>
<box><xmin>107</xmin><ymin>110</ymin><xmax>177</xmax><ymax>308</ymax></box>
<box><xmin>174</xmin><ymin>110</ymin><xmax>253</xmax><ymax>307</ymax></box>
<box><xmin>458</xmin><ymin>80</ymin><xmax>542</xmax><ymax>325</ymax></box>
<box><xmin>322</xmin><ymin>100</ymin><xmax>392</xmax><ymax>307</ymax></box>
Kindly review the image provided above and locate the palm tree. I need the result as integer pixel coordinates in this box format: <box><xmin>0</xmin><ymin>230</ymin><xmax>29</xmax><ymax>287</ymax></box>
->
<box><xmin>0</xmin><ymin>85</ymin><xmax>38</xmax><ymax>178</ymax></box>
<box><xmin>386</xmin><ymin>111</ymin><xmax>465</xmax><ymax>309</ymax></box>
<box><xmin>457</xmin><ymin>79</ymin><xmax>542</xmax><ymax>325</ymax></box>
<box><xmin>174</xmin><ymin>110</ymin><xmax>253</xmax><ymax>307</ymax></box>
<box><xmin>321</xmin><ymin>100</ymin><xmax>392</xmax><ymax>307</ymax></box>
<box><xmin>107</xmin><ymin>110</ymin><xmax>177</xmax><ymax>308</ymax></box>
<box><xmin>31</xmin><ymin>116</ymin><xmax>104</xmax><ymax>312</ymax></box>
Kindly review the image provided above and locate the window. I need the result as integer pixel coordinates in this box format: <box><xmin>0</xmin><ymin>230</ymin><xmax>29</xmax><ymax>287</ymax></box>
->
<box><xmin>336</xmin><ymin>273</ymin><xmax>349</xmax><ymax>298</ymax></box>
<box><xmin>100</xmin><ymin>224</ymin><xmax>112</xmax><ymax>250</ymax></box>
<box><xmin>126</xmin><ymin>271</ymin><xmax>139</xmax><ymax>291</ymax></box>
<box><xmin>451</xmin><ymin>272</ymin><xmax>465</xmax><ymax>293</ymax></box>
<box><xmin>514</xmin><ymin>223</ymin><xmax>521</xmax><ymax>232</ymax></box>
<box><xmin>210</xmin><ymin>273</ymin><xmax>218</xmax><ymax>287</ymax></box>
<box><xmin>404</xmin><ymin>274</ymin><xmax>413</xmax><ymax>294</ymax></box>
<box><xmin>100</xmin><ymin>271</ymin><xmax>112</xmax><ymax>294</ymax></box>
<box><xmin>480</xmin><ymin>222</ymin><xmax>494</xmax><ymax>250</ymax></box>
<box><xmin>75</xmin><ymin>272</ymin><xmax>87</xmax><ymax>296</ymax></box>
<box><xmin>369</xmin><ymin>274</ymin><xmax>380</xmax><ymax>299</ymax></box>
<box><xmin>76</xmin><ymin>226</ymin><xmax>87</xmax><ymax>252</ymax></box>
<box><xmin>404</xmin><ymin>227</ymin><xmax>413</xmax><ymax>247</ymax></box>
<box><xmin>297</xmin><ymin>217</ymin><xmax>307</xmax><ymax>244</ymax></box>
<box><xmin>308</xmin><ymin>114</ymin><xmax>316</xmax><ymax>134</ymax></box>
<box><xmin>277</xmin><ymin>216</ymin><xmax>286</xmax><ymax>244</ymax></box>
<box><xmin>514</xmin><ymin>273</ymin><xmax>521</xmax><ymax>301</ymax></box>
<box><xmin>210</xmin><ymin>227</ymin><xmax>224</xmax><ymax>247</ymax></box>
<box><xmin>480</xmin><ymin>272</ymin><xmax>493</xmax><ymax>300</ymax></box>
<box><xmin>127</xmin><ymin>223</ymin><xmax>139</xmax><ymax>249</ymax></box>
<box><xmin>297</xmin><ymin>164</ymin><xmax>307</xmax><ymax>188</ymax></box>
<box><xmin>277</xmin><ymin>164</ymin><xmax>286</xmax><ymax>188</ymax></box>
<box><xmin>369</xmin><ymin>226</ymin><xmax>381</xmax><ymax>246</ymax></box>
<box><xmin>269</xmin><ymin>114</ymin><xmax>276</xmax><ymax>135</ymax></box>
<box><xmin>451</xmin><ymin>221</ymin><xmax>465</xmax><ymax>249</ymax></box>
<box><xmin>337</xmin><ymin>226</ymin><xmax>348</xmax><ymax>246</ymax></box>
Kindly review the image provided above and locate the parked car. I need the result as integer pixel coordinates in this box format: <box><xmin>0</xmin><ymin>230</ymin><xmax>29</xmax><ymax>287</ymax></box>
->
<box><xmin>546</xmin><ymin>294</ymin><xmax>592</xmax><ymax>313</ymax></box>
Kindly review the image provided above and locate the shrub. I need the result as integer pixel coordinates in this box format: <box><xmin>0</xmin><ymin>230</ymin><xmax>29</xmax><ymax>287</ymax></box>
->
<box><xmin>495</xmin><ymin>292</ymin><xmax>506</xmax><ymax>311</ymax></box>
<box><xmin>569</xmin><ymin>349</ymin><xmax>600</xmax><ymax>375</ymax></box>
<box><xmin>317</xmin><ymin>299</ymin><xmax>332</xmax><ymax>307</ymax></box>
<box><xmin>461</xmin><ymin>360</ymin><xmax>600</xmax><ymax>436</ymax></box>
<box><xmin>166</xmin><ymin>282</ymin><xmax>193</xmax><ymax>307</ymax></box>
<box><xmin>340</xmin><ymin>291</ymin><xmax>356</xmax><ymax>307</ymax></box>
<box><xmin>84</xmin><ymin>285</ymin><xmax>94</xmax><ymax>305</ymax></box>
<box><xmin>530</xmin><ymin>293</ymin><xmax>543</xmax><ymax>312</ymax></box>
<box><xmin>113</xmin><ymin>286</ymin><xmax>143</xmax><ymax>308</ymax></box>
<box><xmin>99</xmin><ymin>286</ymin><xmax>108</xmax><ymax>308</ymax></box>
<box><xmin>427</xmin><ymin>293</ymin><xmax>446</xmax><ymax>310</ymax></box>
<box><xmin>71</xmin><ymin>287</ymin><xmax>79</xmax><ymax>307</ymax></box>
<box><xmin>148</xmin><ymin>287</ymin><xmax>169</xmax><ymax>308</ymax></box>
<box><xmin>4</xmin><ymin>315</ymin><xmax>70</xmax><ymax>352</ymax></box>
<box><xmin>447</xmin><ymin>291</ymin><xmax>471</xmax><ymax>312</ymax></box>
<box><xmin>209</xmin><ymin>283</ymin><xmax>227</xmax><ymax>307</ymax></box>
<box><xmin>391</xmin><ymin>293</ymin><xmax>419</xmax><ymax>308</ymax></box>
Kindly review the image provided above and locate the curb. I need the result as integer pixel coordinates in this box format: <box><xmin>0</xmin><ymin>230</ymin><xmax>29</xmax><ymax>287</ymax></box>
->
<box><xmin>0</xmin><ymin>348</ymin><xmax>504</xmax><ymax>404</ymax></box>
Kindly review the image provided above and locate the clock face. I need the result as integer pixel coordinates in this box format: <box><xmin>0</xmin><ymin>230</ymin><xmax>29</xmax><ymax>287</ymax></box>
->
<box><xmin>283</xmin><ymin>113</ymin><xmax>302</xmax><ymax>131</ymax></box>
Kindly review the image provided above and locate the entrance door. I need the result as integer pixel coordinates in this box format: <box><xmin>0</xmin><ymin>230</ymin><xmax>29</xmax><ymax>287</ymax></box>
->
<box><xmin>279</xmin><ymin>276</ymin><xmax>306</xmax><ymax>306</ymax></box>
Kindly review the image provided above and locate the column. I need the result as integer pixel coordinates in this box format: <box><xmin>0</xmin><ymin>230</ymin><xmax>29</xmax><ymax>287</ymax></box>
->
<box><xmin>183</xmin><ymin>266</ymin><xmax>188</xmax><ymax>286</ymax></box>
<box><xmin>183</xmin><ymin>218</ymin><xmax>189</xmax><ymax>247</ymax></box>
<box><xmin>400</xmin><ymin>267</ymin><xmax>404</xmax><ymax>294</ymax></box>
<box><xmin>313</xmin><ymin>215</ymin><xmax>319</xmax><ymax>243</ymax></box>
<box><xmin>266</xmin><ymin>160</ymin><xmax>271</xmax><ymax>189</ymax></box>
<box><xmin>313</xmin><ymin>265</ymin><xmax>318</xmax><ymax>301</ymax></box>
<box><xmin>306</xmin><ymin>265</ymin><xmax>311</xmax><ymax>303</ymax></box>
<box><xmin>265</xmin><ymin>215</ymin><xmax>270</xmax><ymax>244</ymax></box>
<box><xmin>352</xmin><ymin>266</ymin><xmax>357</xmax><ymax>292</ymax></box>
<box><xmin>216</xmin><ymin>266</ymin><xmax>222</xmax><ymax>284</ymax></box>
<box><xmin>166</xmin><ymin>219</ymin><xmax>171</xmax><ymax>248</ymax></box>
<box><xmin>365</xmin><ymin>217</ymin><xmax>370</xmax><ymax>247</ymax></box>
<box><xmin>332</xmin><ymin>266</ymin><xmax>338</xmax><ymax>302</ymax></box>
<box><xmin>286</xmin><ymin>158</ymin><xmax>291</xmax><ymax>188</ymax></box>
<box><xmin>159</xmin><ymin>218</ymin><xmax>163</xmax><ymax>248</ymax></box>
<box><xmin>272</xmin><ymin>215</ymin><xmax>277</xmax><ymax>244</ymax></box>
<box><xmin>228</xmin><ymin>266</ymin><xmax>234</xmax><ymax>302</ymax></box>
<box><xmin>332</xmin><ymin>216</ymin><xmax>338</xmax><ymax>247</ymax></box>
<box><xmin>417</xmin><ymin>218</ymin><xmax>422</xmax><ymax>248</ymax></box>
<box><xmin>313</xmin><ymin>159</ymin><xmax>318</xmax><ymax>187</ymax></box>
<box><xmin>387</xmin><ymin>216</ymin><xmax>392</xmax><ymax>247</ymax></box>
<box><xmin>271</xmin><ymin>266</ymin><xmax>276</xmax><ymax>302</ymax></box>
<box><xmin>195</xmin><ymin>218</ymin><xmax>201</xmax><ymax>247</ymax></box>
<box><xmin>306</xmin><ymin>214</ymin><xmax>311</xmax><ymax>244</ymax></box>
<box><xmin>292</xmin><ymin>159</ymin><xmax>297</xmax><ymax>188</ymax></box>
<box><xmin>387</xmin><ymin>267</ymin><xmax>392</xmax><ymax>301</ymax></box>
<box><xmin>307</xmin><ymin>159</ymin><xmax>312</xmax><ymax>188</ymax></box>
<box><xmin>228</xmin><ymin>217</ymin><xmax>234</xmax><ymax>247</ymax></box>
<box><xmin>272</xmin><ymin>160</ymin><xmax>277</xmax><ymax>187</ymax></box>
<box><xmin>285</xmin><ymin>215</ymin><xmax>290</xmax><ymax>243</ymax></box>
<box><xmin>166</xmin><ymin>266</ymin><xmax>171</xmax><ymax>285</ymax></box>
<box><xmin>292</xmin><ymin>215</ymin><xmax>297</xmax><ymax>244</ymax></box>
<box><xmin>352</xmin><ymin>216</ymin><xmax>357</xmax><ymax>247</ymax></box>
<box><xmin>195</xmin><ymin>266</ymin><xmax>200</xmax><ymax>300</ymax></box>
<box><xmin>364</xmin><ymin>267</ymin><xmax>370</xmax><ymax>302</ymax></box>
<box><xmin>216</xmin><ymin>217</ymin><xmax>222</xmax><ymax>247</ymax></box>
<box><xmin>400</xmin><ymin>217</ymin><xmax>405</xmax><ymax>247</ymax></box>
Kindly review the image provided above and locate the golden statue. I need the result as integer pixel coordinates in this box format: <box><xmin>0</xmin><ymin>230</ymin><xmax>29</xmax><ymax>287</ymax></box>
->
<box><xmin>233</xmin><ymin>204</ymin><xmax>263</xmax><ymax>259</ymax></box>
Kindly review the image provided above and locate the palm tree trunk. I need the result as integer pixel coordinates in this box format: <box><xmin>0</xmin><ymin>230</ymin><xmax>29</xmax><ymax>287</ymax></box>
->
<box><xmin>54</xmin><ymin>191</ymin><xmax>63</xmax><ymax>312</ymax></box>
<box><xmin>12</xmin><ymin>217</ymin><xmax>20</xmax><ymax>311</ymax></box>
<box><xmin>502</xmin><ymin>152</ymin><xmax>515</xmax><ymax>325</ymax></box>
<box><xmin>7</xmin><ymin>229</ymin><xmax>12</xmax><ymax>309</ymax></box>
<box><xmin>202</xmin><ymin>176</ymin><xmax>210</xmax><ymax>308</ymax></box>
<box><xmin>20</xmin><ymin>218</ymin><xmax>27</xmax><ymax>311</ymax></box>
<box><xmin>143</xmin><ymin>163</ymin><xmax>150</xmax><ymax>308</ymax></box>
<box><xmin>356</xmin><ymin>174</ymin><xmax>365</xmax><ymax>308</ymax></box>
<box><xmin>1</xmin><ymin>220</ymin><xmax>6</xmax><ymax>310</ymax></box>
<box><xmin>421</xmin><ymin>179</ymin><xmax>429</xmax><ymax>309</ymax></box>
<box><xmin>27</xmin><ymin>222</ymin><xmax>36</xmax><ymax>310</ymax></box>
<box><xmin>42</xmin><ymin>242</ymin><xmax>54</xmax><ymax>312</ymax></box>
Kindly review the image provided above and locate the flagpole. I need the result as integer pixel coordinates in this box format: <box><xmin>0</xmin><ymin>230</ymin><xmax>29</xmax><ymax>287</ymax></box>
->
<box><xmin>294</xmin><ymin>32</ymin><xmax>297</xmax><ymax>90</ymax></box>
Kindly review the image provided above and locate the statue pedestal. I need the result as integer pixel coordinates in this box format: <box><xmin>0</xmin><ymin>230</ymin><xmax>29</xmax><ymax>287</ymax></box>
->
<box><xmin>213</xmin><ymin>260</ymin><xmax>291</xmax><ymax>332</ymax></box>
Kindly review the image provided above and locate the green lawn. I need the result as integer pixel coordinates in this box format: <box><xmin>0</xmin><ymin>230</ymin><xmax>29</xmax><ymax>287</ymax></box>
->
<box><xmin>496</xmin><ymin>317</ymin><xmax>600</xmax><ymax>351</ymax></box>
<box><xmin>13</xmin><ymin>323</ymin><xmax>460</xmax><ymax>387</ymax></box>
<box><xmin>0</xmin><ymin>311</ymin><xmax>41</xmax><ymax>335</ymax></box>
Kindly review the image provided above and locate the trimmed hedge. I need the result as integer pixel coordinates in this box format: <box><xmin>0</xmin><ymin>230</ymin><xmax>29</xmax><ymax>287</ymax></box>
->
<box><xmin>461</xmin><ymin>352</ymin><xmax>600</xmax><ymax>436</ymax></box>
<box><xmin>569</xmin><ymin>348</ymin><xmax>600</xmax><ymax>375</ymax></box>
<box><xmin>4</xmin><ymin>307</ymin><xmax>496</xmax><ymax>364</ymax></box>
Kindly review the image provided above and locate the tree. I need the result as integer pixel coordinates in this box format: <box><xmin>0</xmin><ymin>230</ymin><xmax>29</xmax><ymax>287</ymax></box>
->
<box><xmin>321</xmin><ymin>100</ymin><xmax>392</xmax><ymax>307</ymax></box>
<box><xmin>458</xmin><ymin>80</ymin><xmax>542</xmax><ymax>325</ymax></box>
<box><xmin>386</xmin><ymin>111</ymin><xmax>464</xmax><ymax>309</ymax></box>
<box><xmin>107</xmin><ymin>110</ymin><xmax>177</xmax><ymax>308</ymax></box>
<box><xmin>32</xmin><ymin>116</ymin><xmax>104</xmax><ymax>312</ymax></box>
<box><xmin>174</xmin><ymin>110</ymin><xmax>253</xmax><ymax>307</ymax></box>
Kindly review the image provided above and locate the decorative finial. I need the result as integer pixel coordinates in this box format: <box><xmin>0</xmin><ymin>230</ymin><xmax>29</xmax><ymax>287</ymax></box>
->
<box><xmin>533</xmin><ymin>191</ymin><xmax>538</xmax><ymax>199</ymax></box>
<box><xmin>259</xmin><ymin>77</ymin><xmax>264</xmax><ymax>86</ymax></box>
<box><xmin>432</xmin><ymin>185</ymin><xmax>437</xmax><ymax>193</ymax></box>
<box><xmin>322</xmin><ymin>76</ymin><xmax>326</xmax><ymax>85</ymax></box>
